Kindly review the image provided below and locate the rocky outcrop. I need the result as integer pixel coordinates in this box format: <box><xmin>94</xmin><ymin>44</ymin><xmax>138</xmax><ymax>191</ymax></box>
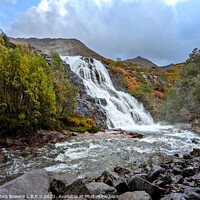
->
<box><xmin>2</xmin><ymin>130</ymin><xmax>72</xmax><ymax>147</ymax></box>
<box><xmin>43</xmin><ymin>53</ymin><xmax>108</xmax><ymax>128</ymax></box>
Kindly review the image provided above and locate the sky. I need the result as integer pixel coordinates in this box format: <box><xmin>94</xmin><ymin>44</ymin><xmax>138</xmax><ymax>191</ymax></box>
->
<box><xmin>0</xmin><ymin>0</ymin><xmax>200</xmax><ymax>65</ymax></box>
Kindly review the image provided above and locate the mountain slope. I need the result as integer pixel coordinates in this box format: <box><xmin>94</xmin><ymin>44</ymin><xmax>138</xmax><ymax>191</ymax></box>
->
<box><xmin>124</xmin><ymin>56</ymin><xmax>158</xmax><ymax>68</ymax></box>
<box><xmin>10</xmin><ymin>38</ymin><xmax>104</xmax><ymax>59</ymax></box>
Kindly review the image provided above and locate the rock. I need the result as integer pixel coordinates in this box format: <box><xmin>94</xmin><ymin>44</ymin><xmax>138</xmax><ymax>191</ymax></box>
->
<box><xmin>149</xmin><ymin>165</ymin><xmax>165</xmax><ymax>181</ymax></box>
<box><xmin>173</xmin><ymin>167</ymin><xmax>183</xmax><ymax>175</ymax></box>
<box><xmin>64</xmin><ymin>179</ymin><xmax>90</xmax><ymax>196</ymax></box>
<box><xmin>72</xmin><ymin>132</ymin><xmax>78</xmax><ymax>136</ymax></box>
<box><xmin>95</xmin><ymin>171</ymin><xmax>118</xmax><ymax>187</ymax></box>
<box><xmin>183</xmin><ymin>154</ymin><xmax>192</xmax><ymax>159</ymax></box>
<box><xmin>114</xmin><ymin>166</ymin><xmax>131</xmax><ymax>175</ymax></box>
<box><xmin>48</xmin><ymin>172</ymin><xmax>78</xmax><ymax>196</ymax></box>
<box><xmin>128</xmin><ymin>176</ymin><xmax>164</xmax><ymax>200</ymax></box>
<box><xmin>160</xmin><ymin>193</ymin><xmax>187</xmax><ymax>200</ymax></box>
<box><xmin>0</xmin><ymin>169</ymin><xmax>51</xmax><ymax>200</ymax></box>
<box><xmin>174</xmin><ymin>153</ymin><xmax>180</xmax><ymax>157</ymax></box>
<box><xmin>86</xmin><ymin>182</ymin><xmax>117</xmax><ymax>200</ymax></box>
<box><xmin>192</xmin><ymin>173</ymin><xmax>200</xmax><ymax>181</ymax></box>
<box><xmin>184</xmin><ymin>187</ymin><xmax>200</xmax><ymax>200</ymax></box>
<box><xmin>190</xmin><ymin>148</ymin><xmax>200</xmax><ymax>157</ymax></box>
<box><xmin>118</xmin><ymin>191</ymin><xmax>152</xmax><ymax>200</ymax></box>
<box><xmin>182</xmin><ymin>167</ymin><xmax>195</xmax><ymax>177</ymax></box>
<box><xmin>115</xmin><ymin>177</ymin><xmax>130</xmax><ymax>195</ymax></box>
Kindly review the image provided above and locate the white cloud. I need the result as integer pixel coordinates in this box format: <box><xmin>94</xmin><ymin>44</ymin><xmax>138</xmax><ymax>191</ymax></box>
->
<box><xmin>164</xmin><ymin>0</ymin><xmax>190</xmax><ymax>5</ymax></box>
<box><xmin>7</xmin><ymin>0</ymin><xmax>200</xmax><ymax>65</ymax></box>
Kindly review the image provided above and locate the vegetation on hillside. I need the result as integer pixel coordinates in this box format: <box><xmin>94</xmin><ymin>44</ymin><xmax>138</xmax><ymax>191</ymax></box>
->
<box><xmin>105</xmin><ymin>49</ymin><xmax>199</xmax><ymax>126</ymax></box>
<box><xmin>0</xmin><ymin>32</ymin><xmax>98</xmax><ymax>139</ymax></box>
<box><xmin>104</xmin><ymin>59</ymin><xmax>183</xmax><ymax>121</ymax></box>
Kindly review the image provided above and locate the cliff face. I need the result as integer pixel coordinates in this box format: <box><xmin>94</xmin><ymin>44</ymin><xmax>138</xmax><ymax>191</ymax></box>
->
<box><xmin>10</xmin><ymin>38</ymin><xmax>104</xmax><ymax>60</ymax></box>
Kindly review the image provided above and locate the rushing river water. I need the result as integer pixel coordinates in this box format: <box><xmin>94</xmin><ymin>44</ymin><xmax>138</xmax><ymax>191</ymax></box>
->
<box><xmin>0</xmin><ymin>126</ymin><xmax>199</xmax><ymax>180</ymax></box>
<box><xmin>0</xmin><ymin>57</ymin><xmax>199</xmax><ymax>181</ymax></box>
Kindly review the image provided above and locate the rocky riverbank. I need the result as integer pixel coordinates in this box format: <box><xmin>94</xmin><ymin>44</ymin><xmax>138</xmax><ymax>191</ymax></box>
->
<box><xmin>0</xmin><ymin>148</ymin><xmax>199</xmax><ymax>200</ymax></box>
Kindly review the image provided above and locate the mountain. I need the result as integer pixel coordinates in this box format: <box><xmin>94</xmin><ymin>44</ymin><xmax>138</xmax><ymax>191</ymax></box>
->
<box><xmin>159</xmin><ymin>63</ymin><xmax>174</xmax><ymax>70</ymax></box>
<box><xmin>9</xmin><ymin>38</ymin><xmax>104</xmax><ymax>59</ymax></box>
<box><xmin>124</xmin><ymin>56</ymin><xmax>158</xmax><ymax>68</ymax></box>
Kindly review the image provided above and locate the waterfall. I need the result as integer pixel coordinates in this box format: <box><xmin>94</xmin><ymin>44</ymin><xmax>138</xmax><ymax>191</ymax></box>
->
<box><xmin>62</xmin><ymin>56</ymin><xmax>154</xmax><ymax>130</ymax></box>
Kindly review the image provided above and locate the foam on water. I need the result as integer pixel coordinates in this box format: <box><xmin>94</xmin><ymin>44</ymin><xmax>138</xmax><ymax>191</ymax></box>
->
<box><xmin>62</xmin><ymin>56</ymin><xmax>154</xmax><ymax>130</ymax></box>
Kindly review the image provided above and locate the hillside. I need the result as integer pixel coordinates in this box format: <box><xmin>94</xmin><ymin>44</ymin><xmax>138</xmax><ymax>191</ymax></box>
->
<box><xmin>9</xmin><ymin>38</ymin><xmax>104</xmax><ymax>59</ymax></box>
<box><xmin>159</xmin><ymin>63</ymin><xmax>174</xmax><ymax>69</ymax></box>
<box><xmin>124</xmin><ymin>56</ymin><xmax>158</xmax><ymax>68</ymax></box>
<box><xmin>101</xmin><ymin>58</ymin><xmax>184</xmax><ymax>121</ymax></box>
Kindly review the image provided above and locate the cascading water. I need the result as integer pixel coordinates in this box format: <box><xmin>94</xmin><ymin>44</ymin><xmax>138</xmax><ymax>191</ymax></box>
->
<box><xmin>61</xmin><ymin>56</ymin><xmax>154</xmax><ymax>130</ymax></box>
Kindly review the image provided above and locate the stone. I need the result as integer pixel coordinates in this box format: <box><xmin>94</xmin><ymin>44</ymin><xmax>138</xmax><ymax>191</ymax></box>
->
<box><xmin>0</xmin><ymin>169</ymin><xmax>51</xmax><ymax>200</ymax></box>
<box><xmin>114</xmin><ymin>166</ymin><xmax>131</xmax><ymax>175</ymax></box>
<box><xmin>118</xmin><ymin>191</ymin><xmax>152</xmax><ymax>200</ymax></box>
<box><xmin>95</xmin><ymin>171</ymin><xmax>118</xmax><ymax>187</ymax></box>
<box><xmin>128</xmin><ymin>176</ymin><xmax>164</xmax><ymax>200</ymax></box>
<box><xmin>190</xmin><ymin>148</ymin><xmax>200</xmax><ymax>157</ymax></box>
<box><xmin>114</xmin><ymin>177</ymin><xmax>130</xmax><ymax>195</ymax></box>
<box><xmin>173</xmin><ymin>167</ymin><xmax>183</xmax><ymax>175</ymax></box>
<box><xmin>149</xmin><ymin>165</ymin><xmax>166</xmax><ymax>181</ymax></box>
<box><xmin>160</xmin><ymin>193</ymin><xmax>187</xmax><ymax>200</ymax></box>
<box><xmin>184</xmin><ymin>187</ymin><xmax>200</xmax><ymax>200</ymax></box>
<box><xmin>48</xmin><ymin>172</ymin><xmax>78</xmax><ymax>196</ymax></box>
<box><xmin>64</xmin><ymin>179</ymin><xmax>90</xmax><ymax>196</ymax></box>
<box><xmin>183</xmin><ymin>154</ymin><xmax>192</xmax><ymax>159</ymax></box>
<box><xmin>86</xmin><ymin>182</ymin><xmax>117</xmax><ymax>200</ymax></box>
<box><xmin>182</xmin><ymin>167</ymin><xmax>195</xmax><ymax>177</ymax></box>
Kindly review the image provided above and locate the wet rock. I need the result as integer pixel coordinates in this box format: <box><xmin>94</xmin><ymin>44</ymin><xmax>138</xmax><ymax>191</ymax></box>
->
<box><xmin>173</xmin><ymin>167</ymin><xmax>183</xmax><ymax>175</ymax></box>
<box><xmin>190</xmin><ymin>148</ymin><xmax>200</xmax><ymax>157</ymax></box>
<box><xmin>183</xmin><ymin>154</ymin><xmax>192</xmax><ymax>159</ymax></box>
<box><xmin>192</xmin><ymin>173</ymin><xmax>200</xmax><ymax>181</ymax></box>
<box><xmin>118</xmin><ymin>191</ymin><xmax>152</xmax><ymax>200</ymax></box>
<box><xmin>160</xmin><ymin>193</ymin><xmax>187</xmax><ymax>200</ymax></box>
<box><xmin>48</xmin><ymin>172</ymin><xmax>78</xmax><ymax>196</ymax></box>
<box><xmin>114</xmin><ymin>166</ymin><xmax>131</xmax><ymax>175</ymax></box>
<box><xmin>128</xmin><ymin>176</ymin><xmax>164</xmax><ymax>200</ymax></box>
<box><xmin>95</xmin><ymin>171</ymin><xmax>118</xmax><ymax>187</ymax></box>
<box><xmin>64</xmin><ymin>179</ymin><xmax>90</xmax><ymax>196</ymax></box>
<box><xmin>174</xmin><ymin>153</ymin><xmax>180</xmax><ymax>157</ymax></box>
<box><xmin>115</xmin><ymin>177</ymin><xmax>130</xmax><ymax>195</ymax></box>
<box><xmin>184</xmin><ymin>187</ymin><xmax>200</xmax><ymax>200</ymax></box>
<box><xmin>182</xmin><ymin>167</ymin><xmax>195</xmax><ymax>177</ymax></box>
<box><xmin>0</xmin><ymin>169</ymin><xmax>51</xmax><ymax>200</ymax></box>
<box><xmin>149</xmin><ymin>165</ymin><xmax>165</xmax><ymax>181</ymax></box>
<box><xmin>86</xmin><ymin>182</ymin><xmax>117</xmax><ymax>200</ymax></box>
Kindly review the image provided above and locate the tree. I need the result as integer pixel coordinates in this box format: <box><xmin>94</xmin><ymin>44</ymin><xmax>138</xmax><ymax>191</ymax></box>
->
<box><xmin>164</xmin><ymin>87</ymin><xmax>181</xmax><ymax>123</ymax></box>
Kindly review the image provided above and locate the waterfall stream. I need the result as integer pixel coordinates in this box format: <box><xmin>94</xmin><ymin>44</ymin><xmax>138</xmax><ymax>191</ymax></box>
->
<box><xmin>0</xmin><ymin>56</ymin><xmax>199</xmax><ymax>180</ymax></box>
<box><xmin>61</xmin><ymin>56</ymin><xmax>153</xmax><ymax>130</ymax></box>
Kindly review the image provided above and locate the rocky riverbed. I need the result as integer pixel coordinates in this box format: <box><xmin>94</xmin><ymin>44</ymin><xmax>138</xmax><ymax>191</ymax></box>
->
<box><xmin>0</xmin><ymin>148</ymin><xmax>199</xmax><ymax>200</ymax></box>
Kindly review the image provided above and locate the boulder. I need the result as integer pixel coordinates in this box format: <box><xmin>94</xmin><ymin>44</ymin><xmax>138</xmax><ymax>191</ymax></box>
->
<box><xmin>184</xmin><ymin>187</ymin><xmax>200</xmax><ymax>200</ymax></box>
<box><xmin>114</xmin><ymin>177</ymin><xmax>130</xmax><ymax>195</ymax></box>
<box><xmin>182</xmin><ymin>167</ymin><xmax>195</xmax><ymax>177</ymax></box>
<box><xmin>0</xmin><ymin>169</ymin><xmax>51</xmax><ymax>200</ymax></box>
<box><xmin>86</xmin><ymin>182</ymin><xmax>117</xmax><ymax>200</ymax></box>
<box><xmin>128</xmin><ymin>176</ymin><xmax>164</xmax><ymax>200</ymax></box>
<box><xmin>48</xmin><ymin>172</ymin><xmax>78</xmax><ymax>196</ymax></box>
<box><xmin>160</xmin><ymin>193</ymin><xmax>187</xmax><ymax>200</ymax></box>
<box><xmin>118</xmin><ymin>191</ymin><xmax>152</xmax><ymax>200</ymax></box>
<box><xmin>64</xmin><ymin>179</ymin><xmax>90</xmax><ymax>196</ymax></box>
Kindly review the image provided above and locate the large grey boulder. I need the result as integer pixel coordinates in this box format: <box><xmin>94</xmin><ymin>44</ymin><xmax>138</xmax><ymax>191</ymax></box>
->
<box><xmin>0</xmin><ymin>169</ymin><xmax>51</xmax><ymax>200</ymax></box>
<box><xmin>86</xmin><ymin>182</ymin><xmax>117</xmax><ymax>200</ymax></box>
<box><xmin>128</xmin><ymin>176</ymin><xmax>164</xmax><ymax>200</ymax></box>
<box><xmin>48</xmin><ymin>172</ymin><xmax>78</xmax><ymax>196</ymax></box>
<box><xmin>118</xmin><ymin>191</ymin><xmax>152</xmax><ymax>200</ymax></box>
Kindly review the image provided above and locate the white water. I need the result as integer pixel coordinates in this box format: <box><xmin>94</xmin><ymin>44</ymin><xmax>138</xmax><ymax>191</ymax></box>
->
<box><xmin>62</xmin><ymin>56</ymin><xmax>154</xmax><ymax>130</ymax></box>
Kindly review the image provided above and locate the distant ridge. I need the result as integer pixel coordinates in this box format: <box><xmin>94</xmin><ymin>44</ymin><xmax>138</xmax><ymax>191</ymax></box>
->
<box><xmin>124</xmin><ymin>56</ymin><xmax>158</xmax><ymax>68</ymax></box>
<box><xmin>10</xmin><ymin>37</ymin><xmax>104</xmax><ymax>59</ymax></box>
<box><xmin>159</xmin><ymin>63</ymin><xmax>174</xmax><ymax>70</ymax></box>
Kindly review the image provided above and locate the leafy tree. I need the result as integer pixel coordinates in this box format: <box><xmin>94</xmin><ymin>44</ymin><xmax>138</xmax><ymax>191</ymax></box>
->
<box><xmin>163</xmin><ymin>87</ymin><xmax>181</xmax><ymax>123</ymax></box>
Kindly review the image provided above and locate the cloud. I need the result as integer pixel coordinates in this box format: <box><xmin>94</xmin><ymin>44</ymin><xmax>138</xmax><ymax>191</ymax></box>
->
<box><xmin>7</xmin><ymin>0</ymin><xmax>200</xmax><ymax>65</ymax></box>
<box><xmin>164</xmin><ymin>0</ymin><xmax>190</xmax><ymax>5</ymax></box>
